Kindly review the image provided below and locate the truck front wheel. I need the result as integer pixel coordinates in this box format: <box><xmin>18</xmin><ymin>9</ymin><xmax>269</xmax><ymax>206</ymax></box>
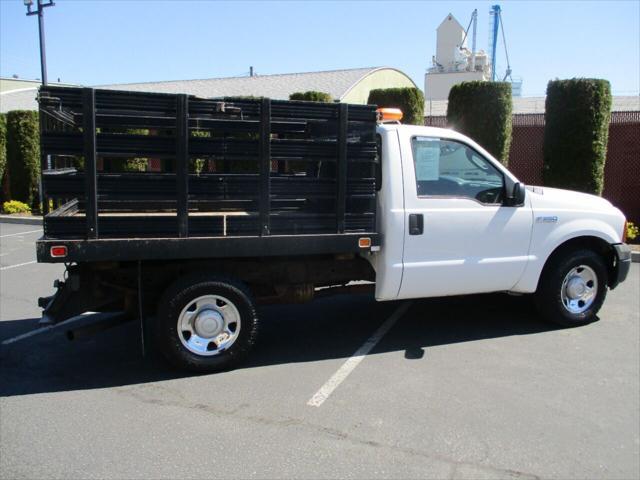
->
<box><xmin>535</xmin><ymin>249</ymin><xmax>608</xmax><ymax>327</ymax></box>
<box><xmin>155</xmin><ymin>275</ymin><xmax>258</xmax><ymax>373</ymax></box>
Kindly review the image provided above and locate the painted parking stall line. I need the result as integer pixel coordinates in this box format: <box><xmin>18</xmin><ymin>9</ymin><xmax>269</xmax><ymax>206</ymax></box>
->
<box><xmin>0</xmin><ymin>260</ymin><xmax>37</xmax><ymax>271</ymax></box>
<box><xmin>0</xmin><ymin>229</ymin><xmax>42</xmax><ymax>238</ymax></box>
<box><xmin>307</xmin><ymin>301</ymin><xmax>412</xmax><ymax>407</ymax></box>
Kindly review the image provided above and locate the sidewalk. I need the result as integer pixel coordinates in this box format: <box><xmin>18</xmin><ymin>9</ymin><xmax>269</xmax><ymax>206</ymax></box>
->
<box><xmin>0</xmin><ymin>214</ymin><xmax>42</xmax><ymax>226</ymax></box>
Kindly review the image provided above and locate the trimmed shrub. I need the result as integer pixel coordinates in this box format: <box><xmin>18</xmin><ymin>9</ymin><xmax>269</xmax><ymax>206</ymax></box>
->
<box><xmin>367</xmin><ymin>87</ymin><xmax>425</xmax><ymax>126</ymax></box>
<box><xmin>6</xmin><ymin>110</ymin><xmax>40</xmax><ymax>207</ymax></box>
<box><xmin>446</xmin><ymin>81</ymin><xmax>513</xmax><ymax>165</ymax></box>
<box><xmin>289</xmin><ymin>91</ymin><xmax>333</xmax><ymax>103</ymax></box>
<box><xmin>2</xmin><ymin>199</ymin><xmax>31</xmax><ymax>215</ymax></box>
<box><xmin>543</xmin><ymin>78</ymin><xmax>612</xmax><ymax>195</ymax></box>
<box><xmin>627</xmin><ymin>221</ymin><xmax>638</xmax><ymax>241</ymax></box>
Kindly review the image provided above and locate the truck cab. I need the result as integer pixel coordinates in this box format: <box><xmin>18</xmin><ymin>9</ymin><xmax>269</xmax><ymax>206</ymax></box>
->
<box><xmin>374</xmin><ymin>123</ymin><xmax>630</xmax><ymax>323</ymax></box>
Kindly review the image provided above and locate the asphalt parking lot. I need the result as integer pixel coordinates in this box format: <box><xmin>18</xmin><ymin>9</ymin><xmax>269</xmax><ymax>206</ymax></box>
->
<box><xmin>1</xmin><ymin>221</ymin><xmax>639</xmax><ymax>480</ymax></box>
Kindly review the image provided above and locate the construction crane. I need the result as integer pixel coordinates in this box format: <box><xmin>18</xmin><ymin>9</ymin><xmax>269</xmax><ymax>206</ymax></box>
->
<box><xmin>460</xmin><ymin>9</ymin><xmax>478</xmax><ymax>71</ymax></box>
<box><xmin>489</xmin><ymin>4</ymin><xmax>513</xmax><ymax>82</ymax></box>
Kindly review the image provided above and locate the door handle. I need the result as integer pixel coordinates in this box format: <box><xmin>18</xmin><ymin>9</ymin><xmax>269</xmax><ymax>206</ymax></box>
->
<box><xmin>409</xmin><ymin>214</ymin><xmax>424</xmax><ymax>235</ymax></box>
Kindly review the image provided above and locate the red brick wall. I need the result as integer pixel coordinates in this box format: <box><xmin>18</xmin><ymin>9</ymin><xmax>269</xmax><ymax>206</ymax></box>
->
<box><xmin>602</xmin><ymin>113</ymin><xmax>640</xmax><ymax>226</ymax></box>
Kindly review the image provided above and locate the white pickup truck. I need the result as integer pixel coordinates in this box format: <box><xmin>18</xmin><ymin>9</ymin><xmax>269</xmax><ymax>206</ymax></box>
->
<box><xmin>35</xmin><ymin>90</ymin><xmax>632</xmax><ymax>372</ymax></box>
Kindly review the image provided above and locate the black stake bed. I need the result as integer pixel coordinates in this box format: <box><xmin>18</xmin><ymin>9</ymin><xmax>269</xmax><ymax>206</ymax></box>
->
<box><xmin>36</xmin><ymin>86</ymin><xmax>380</xmax><ymax>263</ymax></box>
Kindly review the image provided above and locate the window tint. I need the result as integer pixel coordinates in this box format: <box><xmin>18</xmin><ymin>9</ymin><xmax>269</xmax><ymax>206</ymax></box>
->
<box><xmin>411</xmin><ymin>137</ymin><xmax>504</xmax><ymax>204</ymax></box>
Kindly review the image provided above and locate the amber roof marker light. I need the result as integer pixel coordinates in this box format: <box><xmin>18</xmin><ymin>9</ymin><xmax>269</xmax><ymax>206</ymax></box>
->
<box><xmin>376</xmin><ymin>108</ymin><xmax>403</xmax><ymax>124</ymax></box>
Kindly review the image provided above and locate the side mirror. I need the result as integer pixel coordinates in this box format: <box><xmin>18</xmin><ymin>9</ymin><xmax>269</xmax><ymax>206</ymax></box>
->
<box><xmin>504</xmin><ymin>181</ymin><xmax>526</xmax><ymax>207</ymax></box>
<box><xmin>504</xmin><ymin>177</ymin><xmax>526</xmax><ymax>207</ymax></box>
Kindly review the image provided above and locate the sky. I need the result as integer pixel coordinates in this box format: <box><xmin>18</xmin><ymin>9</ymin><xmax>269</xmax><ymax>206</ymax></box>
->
<box><xmin>1</xmin><ymin>0</ymin><xmax>639</xmax><ymax>97</ymax></box>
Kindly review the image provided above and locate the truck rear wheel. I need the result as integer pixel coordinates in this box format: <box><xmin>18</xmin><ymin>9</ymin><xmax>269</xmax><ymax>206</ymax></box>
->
<box><xmin>155</xmin><ymin>274</ymin><xmax>258</xmax><ymax>373</ymax></box>
<box><xmin>534</xmin><ymin>249</ymin><xmax>608</xmax><ymax>327</ymax></box>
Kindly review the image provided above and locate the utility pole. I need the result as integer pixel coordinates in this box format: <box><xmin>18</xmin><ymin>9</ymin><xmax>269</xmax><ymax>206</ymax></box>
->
<box><xmin>24</xmin><ymin>0</ymin><xmax>55</xmax><ymax>85</ymax></box>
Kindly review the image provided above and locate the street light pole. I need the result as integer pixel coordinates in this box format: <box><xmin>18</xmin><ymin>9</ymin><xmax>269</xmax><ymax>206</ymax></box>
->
<box><xmin>25</xmin><ymin>0</ymin><xmax>55</xmax><ymax>86</ymax></box>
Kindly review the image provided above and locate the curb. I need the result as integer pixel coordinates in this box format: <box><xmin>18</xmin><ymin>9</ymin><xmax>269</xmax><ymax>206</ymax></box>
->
<box><xmin>0</xmin><ymin>215</ymin><xmax>43</xmax><ymax>226</ymax></box>
<box><xmin>632</xmin><ymin>251</ymin><xmax>640</xmax><ymax>263</ymax></box>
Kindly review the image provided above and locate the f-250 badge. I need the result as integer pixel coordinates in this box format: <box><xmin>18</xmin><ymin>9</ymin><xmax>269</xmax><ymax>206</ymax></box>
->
<box><xmin>536</xmin><ymin>216</ymin><xmax>559</xmax><ymax>223</ymax></box>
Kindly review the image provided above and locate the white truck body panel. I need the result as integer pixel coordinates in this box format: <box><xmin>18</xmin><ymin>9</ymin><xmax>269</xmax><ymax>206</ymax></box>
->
<box><xmin>397</xmin><ymin>125</ymin><xmax>533</xmax><ymax>298</ymax></box>
<box><xmin>512</xmin><ymin>187</ymin><xmax>625</xmax><ymax>292</ymax></box>
<box><xmin>371</xmin><ymin>128</ymin><xmax>406</xmax><ymax>300</ymax></box>
<box><xmin>372</xmin><ymin>124</ymin><xmax>626</xmax><ymax>301</ymax></box>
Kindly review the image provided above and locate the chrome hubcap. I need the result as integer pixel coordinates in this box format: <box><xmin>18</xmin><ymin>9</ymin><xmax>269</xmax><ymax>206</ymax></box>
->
<box><xmin>177</xmin><ymin>294</ymin><xmax>241</xmax><ymax>356</ymax></box>
<box><xmin>560</xmin><ymin>265</ymin><xmax>598</xmax><ymax>314</ymax></box>
<box><xmin>194</xmin><ymin>310</ymin><xmax>224</xmax><ymax>338</ymax></box>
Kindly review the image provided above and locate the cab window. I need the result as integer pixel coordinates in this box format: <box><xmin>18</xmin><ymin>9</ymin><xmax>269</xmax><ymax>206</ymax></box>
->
<box><xmin>411</xmin><ymin>137</ymin><xmax>504</xmax><ymax>204</ymax></box>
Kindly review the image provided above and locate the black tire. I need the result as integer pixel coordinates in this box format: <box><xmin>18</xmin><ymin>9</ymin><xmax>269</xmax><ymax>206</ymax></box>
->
<box><xmin>155</xmin><ymin>274</ymin><xmax>258</xmax><ymax>373</ymax></box>
<box><xmin>534</xmin><ymin>249</ymin><xmax>608</xmax><ymax>327</ymax></box>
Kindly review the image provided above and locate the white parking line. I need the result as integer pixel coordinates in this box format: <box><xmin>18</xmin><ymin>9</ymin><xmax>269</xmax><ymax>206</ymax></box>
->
<box><xmin>0</xmin><ymin>229</ymin><xmax>42</xmax><ymax>238</ymax></box>
<box><xmin>307</xmin><ymin>301</ymin><xmax>412</xmax><ymax>407</ymax></box>
<box><xmin>0</xmin><ymin>260</ymin><xmax>37</xmax><ymax>271</ymax></box>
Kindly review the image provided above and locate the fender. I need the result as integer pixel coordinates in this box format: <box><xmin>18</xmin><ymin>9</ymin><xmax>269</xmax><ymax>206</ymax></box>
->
<box><xmin>512</xmin><ymin>217</ymin><xmax>622</xmax><ymax>293</ymax></box>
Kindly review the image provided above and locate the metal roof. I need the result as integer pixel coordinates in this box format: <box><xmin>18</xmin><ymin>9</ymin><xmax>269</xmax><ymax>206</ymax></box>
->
<box><xmin>99</xmin><ymin>67</ymin><xmax>391</xmax><ymax>100</ymax></box>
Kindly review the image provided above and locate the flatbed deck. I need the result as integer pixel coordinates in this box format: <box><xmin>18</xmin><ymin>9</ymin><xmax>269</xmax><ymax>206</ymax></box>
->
<box><xmin>36</xmin><ymin>86</ymin><xmax>380</xmax><ymax>263</ymax></box>
<box><xmin>36</xmin><ymin>232</ymin><xmax>379</xmax><ymax>263</ymax></box>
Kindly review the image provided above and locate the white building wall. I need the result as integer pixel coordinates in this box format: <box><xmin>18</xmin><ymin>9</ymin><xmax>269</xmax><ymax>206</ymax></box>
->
<box><xmin>424</xmin><ymin>71</ymin><xmax>487</xmax><ymax>101</ymax></box>
<box><xmin>435</xmin><ymin>15</ymin><xmax>467</xmax><ymax>68</ymax></box>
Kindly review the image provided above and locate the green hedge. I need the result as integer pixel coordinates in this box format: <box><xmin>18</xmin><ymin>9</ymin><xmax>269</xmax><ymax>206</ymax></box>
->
<box><xmin>367</xmin><ymin>87</ymin><xmax>425</xmax><ymax>125</ymax></box>
<box><xmin>543</xmin><ymin>78</ymin><xmax>612</xmax><ymax>195</ymax></box>
<box><xmin>6</xmin><ymin>110</ymin><xmax>40</xmax><ymax>207</ymax></box>
<box><xmin>289</xmin><ymin>91</ymin><xmax>333</xmax><ymax>103</ymax></box>
<box><xmin>0</xmin><ymin>113</ymin><xmax>6</xmax><ymax>198</ymax></box>
<box><xmin>446</xmin><ymin>81</ymin><xmax>513</xmax><ymax>165</ymax></box>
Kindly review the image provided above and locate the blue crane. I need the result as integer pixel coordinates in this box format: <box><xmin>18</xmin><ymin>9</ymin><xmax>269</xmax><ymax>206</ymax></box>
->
<box><xmin>489</xmin><ymin>4</ymin><xmax>513</xmax><ymax>82</ymax></box>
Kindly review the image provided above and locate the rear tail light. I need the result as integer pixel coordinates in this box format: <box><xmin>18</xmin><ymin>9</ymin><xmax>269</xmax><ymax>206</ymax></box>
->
<box><xmin>622</xmin><ymin>221</ymin><xmax>628</xmax><ymax>243</ymax></box>
<box><xmin>50</xmin><ymin>245</ymin><xmax>68</xmax><ymax>258</ymax></box>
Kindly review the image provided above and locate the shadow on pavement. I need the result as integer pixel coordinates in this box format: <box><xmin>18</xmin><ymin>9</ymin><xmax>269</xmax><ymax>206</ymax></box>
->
<box><xmin>0</xmin><ymin>292</ymin><xmax>558</xmax><ymax>397</ymax></box>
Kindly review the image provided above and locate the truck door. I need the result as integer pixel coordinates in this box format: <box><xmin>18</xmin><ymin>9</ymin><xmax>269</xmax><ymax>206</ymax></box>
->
<box><xmin>398</xmin><ymin>133</ymin><xmax>533</xmax><ymax>299</ymax></box>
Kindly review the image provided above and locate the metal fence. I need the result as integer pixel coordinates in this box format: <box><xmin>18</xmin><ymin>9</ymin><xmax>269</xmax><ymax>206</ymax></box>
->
<box><xmin>425</xmin><ymin>111</ymin><xmax>640</xmax><ymax>225</ymax></box>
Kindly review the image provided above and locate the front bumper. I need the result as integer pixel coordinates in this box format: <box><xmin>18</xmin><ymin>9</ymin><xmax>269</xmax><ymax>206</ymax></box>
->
<box><xmin>610</xmin><ymin>243</ymin><xmax>632</xmax><ymax>289</ymax></box>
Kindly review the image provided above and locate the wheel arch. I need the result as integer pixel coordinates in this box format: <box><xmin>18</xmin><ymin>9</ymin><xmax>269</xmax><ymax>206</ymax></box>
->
<box><xmin>537</xmin><ymin>235</ymin><xmax>616</xmax><ymax>291</ymax></box>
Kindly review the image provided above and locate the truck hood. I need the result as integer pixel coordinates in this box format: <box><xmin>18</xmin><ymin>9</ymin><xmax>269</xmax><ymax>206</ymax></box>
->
<box><xmin>527</xmin><ymin>186</ymin><xmax>615</xmax><ymax>212</ymax></box>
